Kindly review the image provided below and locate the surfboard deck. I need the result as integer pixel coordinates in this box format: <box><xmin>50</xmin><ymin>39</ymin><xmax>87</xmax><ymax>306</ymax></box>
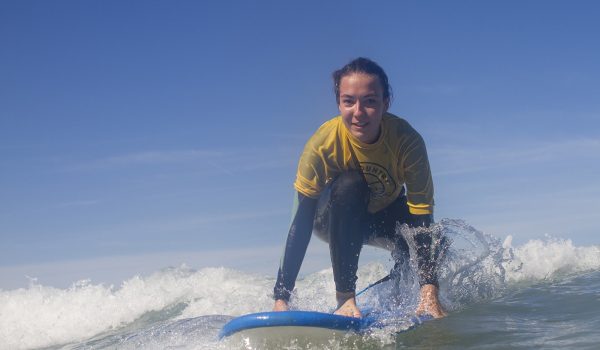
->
<box><xmin>219</xmin><ymin>310</ymin><xmax>375</xmax><ymax>339</ymax></box>
<box><xmin>219</xmin><ymin>310</ymin><xmax>433</xmax><ymax>346</ymax></box>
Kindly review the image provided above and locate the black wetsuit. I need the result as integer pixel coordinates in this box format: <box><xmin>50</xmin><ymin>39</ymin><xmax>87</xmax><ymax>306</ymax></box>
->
<box><xmin>273</xmin><ymin>170</ymin><xmax>439</xmax><ymax>301</ymax></box>
<box><xmin>274</xmin><ymin>113</ymin><xmax>440</xmax><ymax>302</ymax></box>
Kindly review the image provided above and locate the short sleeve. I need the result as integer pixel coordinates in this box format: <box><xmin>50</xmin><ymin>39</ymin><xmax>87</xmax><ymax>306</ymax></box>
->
<box><xmin>400</xmin><ymin>133</ymin><xmax>434</xmax><ymax>215</ymax></box>
<box><xmin>294</xmin><ymin>132</ymin><xmax>329</xmax><ymax>198</ymax></box>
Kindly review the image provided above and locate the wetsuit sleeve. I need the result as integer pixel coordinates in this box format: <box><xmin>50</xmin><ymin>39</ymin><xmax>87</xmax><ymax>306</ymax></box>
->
<box><xmin>408</xmin><ymin>214</ymin><xmax>440</xmax><ymax>286</ymax></box>
<box><xmin>273</xmin><ymin>192</ymin><xmax>318</xmax><ymax>301</ymax></box>
<box><xmin>410</xmin><ymin>213</ymin><xmax>433</xmax><ymax>228</ymax></box>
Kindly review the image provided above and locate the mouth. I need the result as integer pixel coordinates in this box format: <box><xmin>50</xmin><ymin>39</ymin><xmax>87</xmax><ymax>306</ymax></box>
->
<box><xmin>352</xmin><ymin>121</ymin><xmax>369</xmax><ymax>129</ymax></box>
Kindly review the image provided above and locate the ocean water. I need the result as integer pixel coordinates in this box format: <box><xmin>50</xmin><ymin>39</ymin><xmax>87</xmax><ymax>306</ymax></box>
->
<box><xmin>1</xmin><ymin>219</ymin><xmax>599</xmax><ymax>350</ymax></box>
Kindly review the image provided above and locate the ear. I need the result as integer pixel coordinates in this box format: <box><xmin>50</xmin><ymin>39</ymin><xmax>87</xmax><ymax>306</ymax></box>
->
<box><xmin>383</xmin><ymin>98</ymin><xmax>390</xmax><ymax>112</ymax></box>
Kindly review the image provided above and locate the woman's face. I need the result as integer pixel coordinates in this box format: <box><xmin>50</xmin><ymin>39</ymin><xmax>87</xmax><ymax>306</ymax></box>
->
<box><xmin>338</xmin><ymin>73</ymin><xmax>389</xmax><ymax>144</ymax></box>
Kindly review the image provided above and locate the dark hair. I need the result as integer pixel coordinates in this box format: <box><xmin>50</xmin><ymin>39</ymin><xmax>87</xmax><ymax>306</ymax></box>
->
<box><xmin>332</xmin><ymin>57</ymin><xmax>392</xmax><ymax>105</ymax></box>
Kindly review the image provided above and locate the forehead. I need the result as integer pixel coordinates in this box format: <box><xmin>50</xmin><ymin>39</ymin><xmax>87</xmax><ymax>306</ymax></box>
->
<box><xmin>339</xmin><ymin>73</ymin><xmax>383</xmax><ymax>96</ymax></box>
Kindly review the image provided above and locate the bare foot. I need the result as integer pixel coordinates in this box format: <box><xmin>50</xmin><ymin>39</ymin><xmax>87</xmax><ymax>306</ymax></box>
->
<box><xmin>416</xmin><ymin>284</ymin><xmax>447</xmax><ymax>318</ymax></box>
<box><xmin>273</xmin><ymin>299</ymin><xmax>289</xmax><ymax>312</ymax></box>
<box><xmin>334</xmin><ymin>292</ymin><xmax>362</xmax><ymax>318</ymax></box>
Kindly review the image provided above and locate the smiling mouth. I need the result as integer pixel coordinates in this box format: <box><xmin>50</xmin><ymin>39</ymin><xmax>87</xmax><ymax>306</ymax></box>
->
<box><xmin>352</xmin><ymin>122</ymin><xmax>368</xmax><ymax>128</ymax></box>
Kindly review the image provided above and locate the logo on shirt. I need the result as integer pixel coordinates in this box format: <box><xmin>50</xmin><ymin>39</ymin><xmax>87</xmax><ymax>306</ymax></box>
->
<box><xmin>359</xmin><ymin>162</ymin><xmax>397</xmax><ymax>200</ymax></box>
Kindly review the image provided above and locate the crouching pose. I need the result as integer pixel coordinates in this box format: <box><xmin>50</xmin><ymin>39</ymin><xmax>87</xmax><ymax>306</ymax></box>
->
<box><xmin>272</xmin><ymin>57</ymin><xmax>446</xmax><ymax>318</ymax></box>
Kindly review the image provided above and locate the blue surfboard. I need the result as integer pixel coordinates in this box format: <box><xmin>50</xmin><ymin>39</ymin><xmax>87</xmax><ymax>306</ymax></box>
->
<box><xmin>219</xmin><ymin>311</ymin><xmax>377</xmax><ymax>339</ymax></box>
<box><xmin>219</xmin><ymin>310</ymin><xmax>433</xmax><ymax>345</ymax></box>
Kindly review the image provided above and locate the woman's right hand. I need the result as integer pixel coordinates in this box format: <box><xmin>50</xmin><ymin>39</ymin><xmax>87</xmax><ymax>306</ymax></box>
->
<box><xmin>273</xmin><ymin>299</ymin><xmax>289</xmax><ymax>312</ymax></box>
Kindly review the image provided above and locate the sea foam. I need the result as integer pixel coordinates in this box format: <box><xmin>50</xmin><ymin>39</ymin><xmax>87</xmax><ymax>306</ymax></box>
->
<box><xmin>0</xmin><ymin>267</ymin><xmax>273</xmax><ymax>350</ymax></box>
<box><xmin>505</xmin><ymin>235</ymin><xmax>600</xmax><ymax>282</ymax></box>
<box><xmin>1</xmin><ymin>219</ymin><xmax>599</xmax><ymax>350</ymax></box>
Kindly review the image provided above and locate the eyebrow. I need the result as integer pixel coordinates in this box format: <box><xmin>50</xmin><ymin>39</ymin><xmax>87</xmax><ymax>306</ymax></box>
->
<box><xmin>340</xmin><ymin>93</ymin><xmax>379</xmax><ymax>98</ymax></box>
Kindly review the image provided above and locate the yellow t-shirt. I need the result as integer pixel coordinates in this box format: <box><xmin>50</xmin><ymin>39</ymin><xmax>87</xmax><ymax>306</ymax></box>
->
<box><xmin>294</xmin><ymin>113</ymin><xmax>434</xmax><ymax>214</ymax></box>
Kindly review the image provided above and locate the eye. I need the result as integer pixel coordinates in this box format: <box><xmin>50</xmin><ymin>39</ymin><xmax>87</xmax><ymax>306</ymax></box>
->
<box><xmin>342</xmin><ymin>99</ymin><xmax>354</xmax><ymax>106</ymax></box>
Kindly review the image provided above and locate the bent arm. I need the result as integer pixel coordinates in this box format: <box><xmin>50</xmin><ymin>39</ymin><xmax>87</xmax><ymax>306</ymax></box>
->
<box><xmin>273</xmin><ymin>192</ymin><xmax>318</xmax><ymax>301</ymax></box>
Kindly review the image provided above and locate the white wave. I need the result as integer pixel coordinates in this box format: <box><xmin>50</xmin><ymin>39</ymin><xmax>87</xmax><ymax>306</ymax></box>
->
<box><xmin>407</xmin><ymin>219</ymin><xmax>600</xmax><ymax>309</ymax></box>
<box><xmin>1</xmin><ymin>220</ymin><xmax>599</xmax><ymax>350</ymax></box>
<box><xmin>504</xmin><ymin>235</ymin><xmax>600</xmax><ymax>282</ymax></box>
<box><xmin>0</xmin><ymin>266</ymin><xmax>273</xmax><ymax>350</ymax></box>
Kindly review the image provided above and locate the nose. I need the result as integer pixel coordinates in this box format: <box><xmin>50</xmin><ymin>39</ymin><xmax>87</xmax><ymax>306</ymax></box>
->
<box><xmin>353</xmin><ymin>100</ymin><xmax>367</xmax><ymax>118</ymax></box>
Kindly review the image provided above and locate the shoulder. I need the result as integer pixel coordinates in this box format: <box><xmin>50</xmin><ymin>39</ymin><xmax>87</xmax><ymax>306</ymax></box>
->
<box><xmin>383</xmin><ymin>113</ymin><xmax>415</xmax><ymax>132</ymax></box>
<box><xmin>305</xmin><ymin>115</ymin><xmax>342</xmax><ymax>147</ymax></box>
<box><xmin>383</xmin><ymin>113</ymin><xmax>423</xmax><ymax>140</ymax></box>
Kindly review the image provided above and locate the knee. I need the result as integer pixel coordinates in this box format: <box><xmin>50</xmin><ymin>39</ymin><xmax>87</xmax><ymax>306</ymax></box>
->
<box><xmin>330</xmin><ymin>171</ymin><xmax>369</xmax><ymax>203</ymax></box>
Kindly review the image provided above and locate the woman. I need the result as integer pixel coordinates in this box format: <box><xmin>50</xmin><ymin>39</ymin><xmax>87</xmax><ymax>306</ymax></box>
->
<box><xmin>272</xmin><ymin>57</ymin><xmax>446</xmax><ymax>318</ymax></box>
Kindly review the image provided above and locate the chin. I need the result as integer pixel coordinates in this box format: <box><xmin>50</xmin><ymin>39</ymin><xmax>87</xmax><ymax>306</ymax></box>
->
<box><xmin>351</xmin><ymin>131</ymin><xmax>364</xmax><ymax>140</ymax></box>
<box><xmin>353</xmin><ymin>131</ymin><xmax>373</xmax><ymax>143</ymax></box>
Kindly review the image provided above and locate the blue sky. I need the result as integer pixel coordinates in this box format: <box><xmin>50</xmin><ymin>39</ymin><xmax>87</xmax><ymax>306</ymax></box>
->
<box><xmin>1</xmin><ymin>0</ymin><xmax>599</xmax><ymax>288</ymax></box>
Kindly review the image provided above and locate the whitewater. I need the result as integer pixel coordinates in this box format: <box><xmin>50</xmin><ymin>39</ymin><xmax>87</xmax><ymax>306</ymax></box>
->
<box><xmin>1</xmin><ymin>219</ymin><xmax>600</xmax><ymax>350</ymax></box>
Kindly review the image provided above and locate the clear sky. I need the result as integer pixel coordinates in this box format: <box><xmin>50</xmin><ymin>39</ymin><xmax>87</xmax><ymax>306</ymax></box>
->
<box><xmin>1</xmin><ymin>0</ymin><xmax>599</xmax><ymax>288</ymax></box>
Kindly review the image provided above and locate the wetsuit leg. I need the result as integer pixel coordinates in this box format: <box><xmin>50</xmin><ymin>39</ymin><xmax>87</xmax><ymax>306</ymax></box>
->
<box><xmin>312</xmin><ymin>172</ymin><xmax>441</xmax><ymax>293</ymax></box>
<box><xmin>364</xmin><ymin>193</ymin><xmax>412</xmax><ymax>277</ymax></box>
<box><xmin>365</xmin><ymin>193</ymin><xmax>440</xmax><ymax>287</ymax></box>
<box><xmin>313</xmin><ymin>170</ymin><xmax>369</xmax><ymax>294</ymax></box>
